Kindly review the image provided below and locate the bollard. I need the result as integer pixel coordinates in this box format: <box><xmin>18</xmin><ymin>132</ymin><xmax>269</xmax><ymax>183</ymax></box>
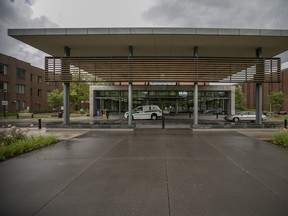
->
<box><xmin>216</xmin><ymin>113</ymin><xmax>219</xmax><ymax>119</ymax></box>
<box><xmin>162</xmin><ymin>115</ymin><xmax>165</xmax><ymax>129</ymax></box>
<box><xmin>38</xmin><ymin>119</ymin><xmax>41</xmax><ymax>129</ymax></box>
<box><xmin>284</xmin><ymin>119</ymin><xmax>288</xmax><ymax>129</ymax></box>
<box><xmin>17</xmin><ymin>114</ymin><xmax>19</xmax><ymax>119</ymax></box>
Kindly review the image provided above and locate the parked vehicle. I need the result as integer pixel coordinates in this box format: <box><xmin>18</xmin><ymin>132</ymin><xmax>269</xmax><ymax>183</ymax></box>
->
<box><xmin>124</xmin><ymin>105</ymin><xmax>163</xmax><ymax>120</ymax></box>
<box><xmin>224</xmin><ymin>111</ymin><xmax>267</xmax><ymax>123</ymax></box>
<box><xmin>204</xmin><ymin>108</ymin><xmax>226</xmax><ymax>115</ymax></box>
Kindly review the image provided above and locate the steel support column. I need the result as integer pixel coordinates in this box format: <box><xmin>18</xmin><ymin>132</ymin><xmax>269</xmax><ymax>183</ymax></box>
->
<box><xmin>63</xmin><ymin>83</ymin><xmax>70</xmax><ymax>124</ymax></box>
<box><xmin>256</xmin><ymin>47</ymin><xmax>263</xmax><ymax>124</ymax></box>
<box><xmin>128</xmin><ymin>46</ymin><xmax>133</xmax><ymax>125</ymax></box>
<box><xmin>119</xmin><ymin>97</ymin><xmax>122</xmax><ymax>115</ymax></box>
<box><xmin>63</xmin><ymin>46</ymin><xmax>70</xmax><ymax>124</ymax></box>
<box><xmin>194</xmin><ymin>46</ymin><xmax>199</xmax><ymax>125</ymax></box>
<box><xmin>175</xmin><ymin>99</ymin><xmax>178</xmax><ymax>114</ymax></box>
<box><xmin>128</xmin><ymin>83</ymin><xmax>132</xmax><ymax>125</ymax></box>
<box><xmin>89</xmin><ymin>86</ymin><xmax>96</xmax><ymax>117</ymax></box>
<box><xmin>228</xmin><ymin>87</ymin><xmax>236</xmax><ymax>115</ymax></box>
<box><xmin>256</xmin><ymin>83</ymin><xmax>263</xmax><ymax>124</ymax></box>
<box><xmin>194</xmin><ymin>84</ymin><xmax>198</xmax><ymax>125</ymax></box>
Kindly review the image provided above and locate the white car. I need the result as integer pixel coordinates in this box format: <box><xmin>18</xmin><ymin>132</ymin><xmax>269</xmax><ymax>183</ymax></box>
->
<box><xmin>124</xmin><ymin>105</ymin><xmax>163</xmax><ymax>120</ymax></box>
<box><xmin>224</xmin><ymin>111</ymin><xmax>267</xmax><ymax>123</ymax></box>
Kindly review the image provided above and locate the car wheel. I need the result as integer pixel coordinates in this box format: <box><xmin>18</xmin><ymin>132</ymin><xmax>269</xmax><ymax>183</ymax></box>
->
<box><xmin>151</xmin><ymin>114</ymin><xmax>157</xmax><ymax>120</ymax></box>
<box><xmin>233</xmin><ymin>117</ymin><xmax>239</xmax><ymax>123</ymax></box>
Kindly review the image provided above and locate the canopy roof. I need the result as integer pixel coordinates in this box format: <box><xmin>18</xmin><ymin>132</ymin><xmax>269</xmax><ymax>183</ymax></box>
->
<box><xmin>8</xmin><ymin>27</ymin><xmax>287</xmax><ymax>83</ymax></box>
<box><xmin>8</xmin><ymin>27</ymin><xmax>288</xmax><ymax>57</ymax></box>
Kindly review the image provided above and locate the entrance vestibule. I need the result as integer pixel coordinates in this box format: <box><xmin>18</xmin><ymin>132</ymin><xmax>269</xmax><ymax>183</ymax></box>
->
<box><xmin>90</xmin><ymin>85</ymin><xmax>235</xmax><ymax>118</ymax></box>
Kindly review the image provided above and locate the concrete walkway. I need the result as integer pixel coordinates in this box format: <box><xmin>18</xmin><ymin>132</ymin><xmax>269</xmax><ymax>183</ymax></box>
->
<box><xmin>0</xmin><ymin>129</ymin><xmax>288</xmax><ymax>215</ymax></box>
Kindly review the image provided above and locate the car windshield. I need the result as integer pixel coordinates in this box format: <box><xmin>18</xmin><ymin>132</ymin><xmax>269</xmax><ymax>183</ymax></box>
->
<box><xmin>133</xmin><ymin>107</ymin><xmax>143</xmax><ymax>112</ymax></box>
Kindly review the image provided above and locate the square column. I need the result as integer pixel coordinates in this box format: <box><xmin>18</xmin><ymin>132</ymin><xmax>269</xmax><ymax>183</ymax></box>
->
<box><xmin>128</xmin><ymin>46</ymin><xmax>133</xmax><ymax>125</ymax></box>
<box><xmin>128</xmin><ymin>83</ymin><xmax>133</xmax><ymax>125</ymax></box>
<box><xmin>256</xmin><ymin>83</ymin><xmax>263</xmax><ymax>124</ymax></box>
<box><xmin>194</xmin><ymin>83</ymin><xmax>198</xmax><ymax>125</ymax></box>
<box><xmin>193</xmin><ymin>46</ymin><xmax>199</xmax><ymax>125</ymax></box>
<box><xmin>118</xmin><ymin>97</ymin><xmax>122</xmax><ymax>115</ymax></box>
<box><xmin>228</xmin><ymin>86</ymin><xmax>235</xmax><ymax>115</ymax></box>
<box><xmin>89</xmin><ymin>86</ymin><xmax>96</xmax><ymax>117</ymax></box>
<box><xmin>63</xmin><ymin>46</ymin><xmax>71</xmax><ymax>125</ymax></box>
<box><xmin>63</xmin><ymin>83</ymin><xmax>70</xmax><ymax>124</ymax></box>
<box><xmin>255</xmin><ymin>47</ymin><xmax>263</xmax><ymax>124</ymax></box>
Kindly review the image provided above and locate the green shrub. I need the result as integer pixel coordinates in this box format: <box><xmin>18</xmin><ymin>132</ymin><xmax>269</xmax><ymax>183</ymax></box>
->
<box><xmin>0</xmin><ymin>135</ymin><xmax>58</xmax><ymax>161</ymax></box>
<box><xmin>272</xmin><ymin>129</ymin><xmax>288</xmax><ymax>148</ymax></box>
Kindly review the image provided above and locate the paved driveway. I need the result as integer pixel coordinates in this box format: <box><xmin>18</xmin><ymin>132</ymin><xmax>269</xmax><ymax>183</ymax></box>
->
<box><xmin>0</xmin><ymin>129</ymin><xmax>288</xmax><ymax>216</ymax></box>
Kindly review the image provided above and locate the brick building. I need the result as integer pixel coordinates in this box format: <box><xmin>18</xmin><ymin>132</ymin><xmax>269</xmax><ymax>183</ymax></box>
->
<box><xmin>0</xmin><ymin>53</ymin><xmax>61</xmax><ymax>114</ymax></box>
<box><xmin>242</xmin><ymin>68</ymin><xmax>288</xmax><ymax>112</ymax></box>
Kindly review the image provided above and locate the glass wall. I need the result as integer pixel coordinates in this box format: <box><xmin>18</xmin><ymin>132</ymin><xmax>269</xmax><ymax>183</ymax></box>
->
<box><xmin>94</xmin><ymin>90</ymin><xmax>229</xmax><ymax>115</ymax></box>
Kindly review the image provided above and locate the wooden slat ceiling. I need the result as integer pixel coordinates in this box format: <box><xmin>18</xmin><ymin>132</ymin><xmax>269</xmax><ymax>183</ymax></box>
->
<box><xmin>45</xmin><ymin>56</ymin><xmax>281</xmax><ymax>83</ymax></box>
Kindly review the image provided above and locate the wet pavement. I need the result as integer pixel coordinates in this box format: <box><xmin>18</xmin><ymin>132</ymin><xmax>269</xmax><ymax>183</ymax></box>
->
<box><xmin>0</xmin><ymin>129</ymin><xmax>288</xmax><ymax>215</ymax></box>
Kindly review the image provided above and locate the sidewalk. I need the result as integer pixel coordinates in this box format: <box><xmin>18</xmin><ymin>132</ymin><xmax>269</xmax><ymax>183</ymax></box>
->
<box><xmin>25</xmin><ymin>128</ymin><xmax>88</xmax><ymax>140</ymax></box>
<box><xmin>1</xmin><ymin>113</ymin><xmax>283</xmax><ymax>141</ymax></box>
<box><xmin>0</xmin><ymin>129</ymin><xmax>288</xmax><ymax>215</ymax></box>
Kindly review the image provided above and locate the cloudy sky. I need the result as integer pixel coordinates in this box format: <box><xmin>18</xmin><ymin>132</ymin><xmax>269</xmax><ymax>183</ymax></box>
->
<box><xmin>1</xmin><ymin>0</ymin><xmax>288</xmax><ymax>68</ymax></box>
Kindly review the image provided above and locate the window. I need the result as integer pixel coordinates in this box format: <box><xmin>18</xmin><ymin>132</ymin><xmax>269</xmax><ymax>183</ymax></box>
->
<box><xmin>169</xmin><ymin>91</ymin><xmax>177</xmax><ymax>97</ymax></box>
<box><xmin>0</xmin><ymin>82</ymin><xmax>8</xmax><ymax>91</ymax></box>
<box><xmin>110</xmin><ymin>91</ymin><xmax>119</xmax><ymax>97</ymax></box>
<box><xmin>16</xmin><ymin>84</ymin><xmax>25</xmax><ymax>94</ymax></box>
<box><xmin>38</xmin><ymin>76</ymin><xmax>42</xmax><ymax>83</ymax></box>
<box><xmin>134</xmin><ymin>107</ymin><xmax>143</xmax><ymax>112</ymax></box>
<box><xmin>30</xmin><ymin>74</ymin><xmax>33</xmax><ymax>82</ymax></box>
<box><xmin>37</xmin><ymin>89</ymin><xmax>42</xmax><ymax>97</ymax></box>
<box><xmin>16</xmin><ymin>100</ymin><xmax>20</xmax><ymax>111</ymax></box>
<box><xmin>0</xmin><ymin>64</ymin><xmax>8</xmax><ymax>75</ymax></box>
<box><xmin>16</xmin><ymin>68</ymin><xmax>25</xmax><ymax>80</ymax></box>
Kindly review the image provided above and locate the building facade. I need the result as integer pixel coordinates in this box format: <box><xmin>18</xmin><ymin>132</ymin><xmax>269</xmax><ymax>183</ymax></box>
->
<box><xmin>0</xmin><ymin>53</ymin><xmax>61</xmax><ymax>114</ymax></box>
<box><xmin>242</xmin><ymin>68</ymin><xmax>288</xmax><ymax>112</ymax></box>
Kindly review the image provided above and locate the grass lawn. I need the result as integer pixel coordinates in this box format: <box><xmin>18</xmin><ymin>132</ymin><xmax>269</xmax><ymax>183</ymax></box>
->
<box><xmin>272</xmin><ymin>129</ymin><xmax>288</xmax><ymax>148</ymax></box>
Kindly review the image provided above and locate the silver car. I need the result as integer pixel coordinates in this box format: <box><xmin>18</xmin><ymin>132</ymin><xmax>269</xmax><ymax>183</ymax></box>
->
<box><xmin>224</xmin><ymin>111</ymin><xmax>267</xmax><ymax>123</ymax></box>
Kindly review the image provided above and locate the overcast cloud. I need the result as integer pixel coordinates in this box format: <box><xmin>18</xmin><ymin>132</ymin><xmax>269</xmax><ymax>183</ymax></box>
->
<box><xmin>0</xmin><ymin>0</ymin><xmax>288</xmax><ymax>68</ymax></box>
<box><xmin>143</xmin><ymin>0</ymin><xmax>288</xmax><ymax>29</ymax></box>
<box><xmin>0</xmin><ymin>0</ymin><xmax>57</xmax><ymax>68</ymax></box>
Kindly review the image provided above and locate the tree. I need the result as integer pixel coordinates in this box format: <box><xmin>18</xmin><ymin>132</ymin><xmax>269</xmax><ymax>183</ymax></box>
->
<box><xmin>70</xmin><ymin>82</ymin><xmax>89</xmax><ymax>111</ymax></box>
<box><xmin>268</xmin><ymin>91</ymin><xmax>285</xmax><ymax>114</ymax></box>
<box><xmin>47</xmin><ymin>89</ymin><xmax>63</xmax><ymax>110</ymax></box>
<box><xmin>235</xmin><ymin>86</ymin><xmax>245</xmax><ymax>111</ymax></box>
